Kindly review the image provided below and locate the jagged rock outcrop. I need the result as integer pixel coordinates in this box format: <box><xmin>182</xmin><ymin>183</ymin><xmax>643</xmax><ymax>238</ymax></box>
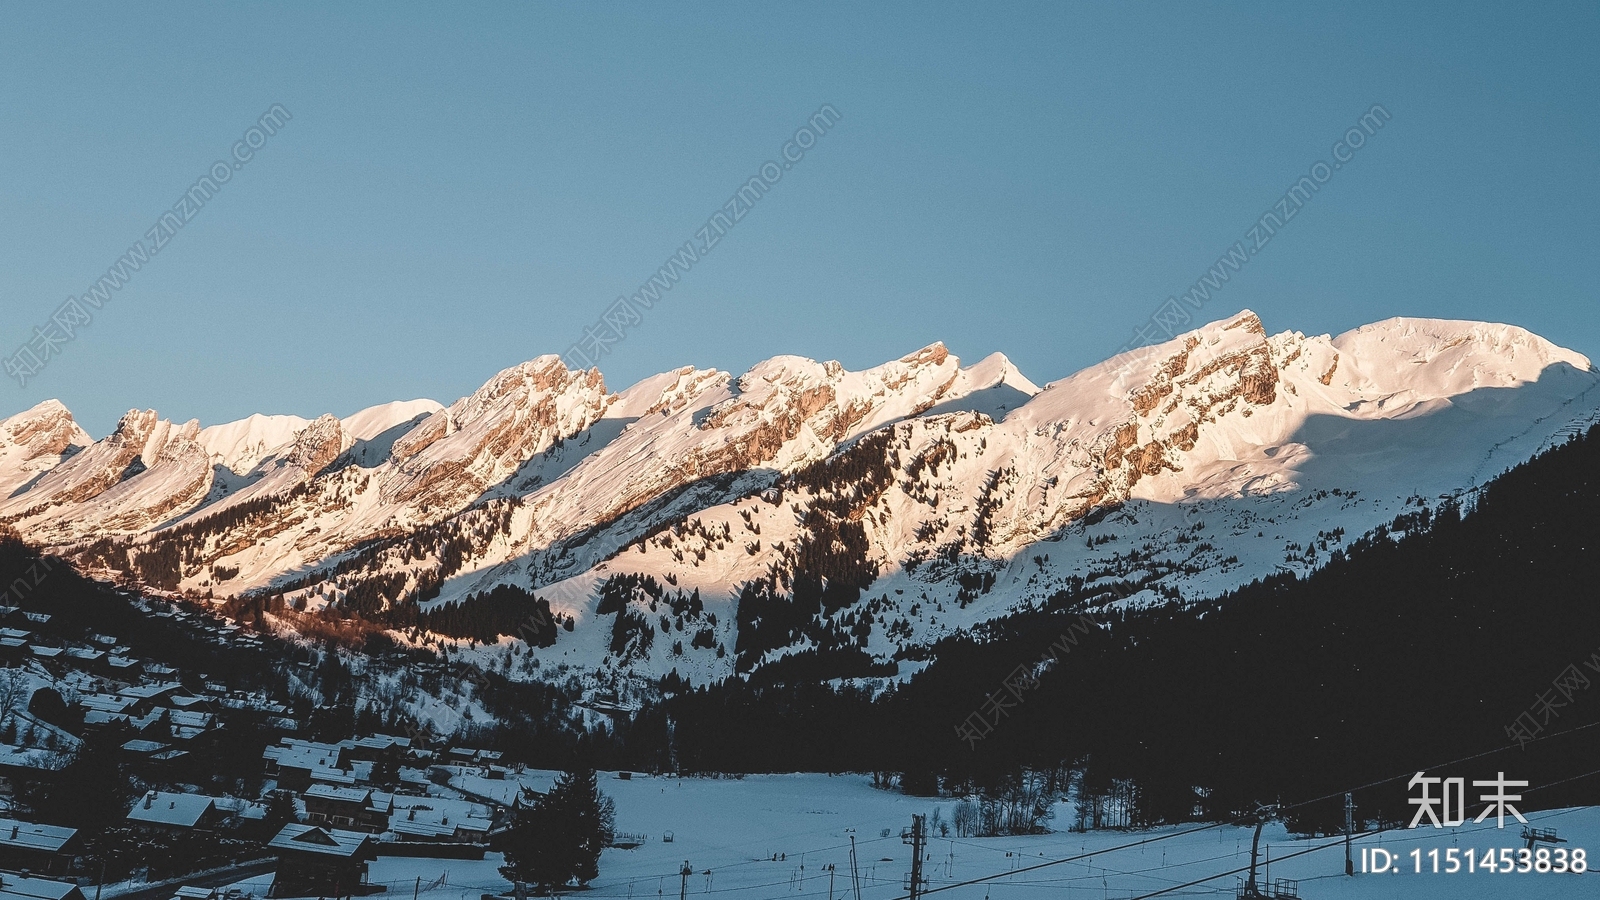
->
<box><xmin>286</xmin><ymin>415</ymin><xmax>350</xmax><ymax>476</ymax></box>
<box><xmin>386</xmin><ymin>357</ymin><xmax>610</xmax><ymax>508</ymax></box>
<box><xmin>0</xmin><ymin>400</ymin><xmax>90</xmax><ymax>500</ymax></box>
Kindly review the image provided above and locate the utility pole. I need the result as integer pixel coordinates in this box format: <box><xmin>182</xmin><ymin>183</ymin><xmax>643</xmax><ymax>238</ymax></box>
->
<box><xmin>1244</xmin><ymin>805</ymin><xmax>1269</xmax><ymax>898</ymax></box>
<box><xmin>903</xmin><ymin>814</ymin><xmax>927</xmax><ymax>900</ymax></box>
<box><xmin>827</xmin><ymin>864</ymin><xmax>836</xmax><ymax>900</ymax></box>
<box><xmin>1344</xmin><ymin>792</ymin><xmax>1356</xmax><ymax>876</ymax></box>
<box><xmin>679</xmin><ymin>861</ymin><xmax>691</xmax><ymax>900</ymax></box>
<box><xmin>849</xmin><ymin>834</ymin><xmax>863</xmax><ymax>900</ymax></box>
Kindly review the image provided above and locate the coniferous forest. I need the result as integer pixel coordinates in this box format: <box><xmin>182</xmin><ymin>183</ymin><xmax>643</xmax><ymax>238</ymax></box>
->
<box><xmin>10</xmin><ymin>425</ymin><xmax>1600</xmax><ymax>840</ymax></box>
<box><xmin>637</xmin><ymin>423</ymin><xmax>1600</xmax><ymax>830</ymax></box>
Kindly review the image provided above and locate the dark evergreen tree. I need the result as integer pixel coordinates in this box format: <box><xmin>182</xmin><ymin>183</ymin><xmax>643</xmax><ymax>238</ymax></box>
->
<box><xmin>24</xmin><ymin>731</ymin><xmax>129</xmax><ymax>830</ymax></box>
<box><xmin>498</xmin><ymin>768</ymin><xmax>615</xmax><ymax>891</ymax></box>
<box><xmin>255</xmin><ymin>788</ymin><xmax>301</xmax><ymax>840</ymax></box>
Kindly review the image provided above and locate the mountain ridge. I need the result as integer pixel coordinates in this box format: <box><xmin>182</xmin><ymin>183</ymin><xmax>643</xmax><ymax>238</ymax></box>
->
<box><xmin>2</xmin><ymin>310</ymin><xmax>1595</xmax><ymax>686</ymax></box>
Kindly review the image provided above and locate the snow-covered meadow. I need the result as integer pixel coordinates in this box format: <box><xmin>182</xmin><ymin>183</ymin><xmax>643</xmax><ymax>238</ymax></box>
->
<box><xmin>229</xmin><ymin>770</ymin><xmax>1600</xmax><ymax>900</ymax></box>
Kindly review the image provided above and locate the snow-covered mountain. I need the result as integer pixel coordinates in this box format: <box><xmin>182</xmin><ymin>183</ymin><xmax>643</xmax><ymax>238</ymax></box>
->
<box><xmin>0</xmin><ymin>399</ymin><xmax>91</xmax><ymax>501</ymax></box>
<box><xmin>2</xmin><ymin>311</ymin><xmax>1595</xmax><ymax>684</ymax></box>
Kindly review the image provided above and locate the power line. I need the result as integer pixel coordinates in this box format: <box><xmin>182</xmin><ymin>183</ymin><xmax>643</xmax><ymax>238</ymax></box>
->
<box><xmin>522</xmin><ymin>719</ymin><xmax>1600</xmax><ymax>900</ymax></box>
<box><xmin>1121</xmin><ymin>762</ymin><xmax>1600</xmax><ymax>900</ymax></box>
<box><xmin>880</xmin><ymin>718</ymin><xmax>1600</xmax><ymax>900</ymax></box>
<box><xmin>1124</xmin><ymin>833</ymin><xmax>1354</xmax><ymax>900</ymax></box>
<box><xmin>888</xmin><ymin>821</ymin><xmax>1238</xmax><ymax>899</ymax></box>
<box><xmin>927</xmin><ymin>847</ymin><xmax>1245</xmax><ymax>891</ymax></box>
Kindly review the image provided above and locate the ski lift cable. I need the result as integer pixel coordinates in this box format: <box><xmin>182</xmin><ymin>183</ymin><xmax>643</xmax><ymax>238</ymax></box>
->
<box><xmin>883</xmin><ymin>726</ymin><xmax>1600</xmax><ymax>900</ymax></box>
<box><xmin>1120</xmin><ymin>762</ymin><xmax>1600</xmax><ymax>900</ymax></box>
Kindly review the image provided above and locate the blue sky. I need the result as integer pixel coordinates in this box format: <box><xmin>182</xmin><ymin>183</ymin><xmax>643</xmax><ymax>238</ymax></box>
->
<box><xmin>2</xmin><ymin>2</ymin><xmax>1596</xmax><ymax>436</ymax></box>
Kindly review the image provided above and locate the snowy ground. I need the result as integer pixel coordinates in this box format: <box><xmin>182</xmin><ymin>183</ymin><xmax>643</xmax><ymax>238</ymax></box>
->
<box><xmin>231</xmin><ymin>771</ymin><xmax>1600</xmax><ymax>900</ymax></box>
<box><xmin>222</xmin><ymin>854</ymin><xmax>512</xmax><ymax>900</ymax></box>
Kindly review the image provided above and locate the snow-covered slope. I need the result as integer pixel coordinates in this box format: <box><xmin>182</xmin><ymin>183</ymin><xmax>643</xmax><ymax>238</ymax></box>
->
<box><xmin>3</xmin><ymin>311</ymin><xmax>1595</xmax><ymax>684</ymax></box>
<box><xmin>0</xmin><ymin>400</ymin><xmax>91</xmax><ymax>501</ymax></box>
<box><xmin>198</xmin><ymin>414</ymin><xmax>312</xmax><ymax>476</ymax></box>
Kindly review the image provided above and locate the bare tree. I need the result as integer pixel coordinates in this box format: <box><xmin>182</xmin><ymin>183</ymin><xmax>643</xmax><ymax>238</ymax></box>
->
<box><xmin>953</xmin><ymin>799</ymin><xmax>979</xmax><ymax>838</ymax></box>
<box><xmin>0</xmin><ymin>668</ymin><xmax>28</xmax><ymax>720</ymax></box>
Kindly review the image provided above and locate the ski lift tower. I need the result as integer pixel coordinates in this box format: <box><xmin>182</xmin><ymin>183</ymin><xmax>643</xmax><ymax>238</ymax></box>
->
<box><xmin>1235</xmin><ymin>805</ymin><xmax>1300</xmax><ymax>900</ymax></box>
<box><xmin>1522</xmin><ymin>826</ymin><xmax>1566</xmax><ymax>852</ymax></box>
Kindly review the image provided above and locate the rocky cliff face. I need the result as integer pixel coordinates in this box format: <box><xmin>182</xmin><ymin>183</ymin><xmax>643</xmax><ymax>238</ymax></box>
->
<box><xmin>1</xmin><ymin>310</ymin><xmax>1594</xmax><ymax>683</ymax></box>
<box><xmin>386</xmin><ymin>356</ymin><xmax>611</xmax><ymax>510</ymax></box>
<box><xmin>0</xmin><ymin>400</ymin><xmax>91</xmax><ymax>500</ymax></box>
<box><xmin>3</xmin><ymin>409</ymin><xmax>165</xmax><ymax>516</ymax></box>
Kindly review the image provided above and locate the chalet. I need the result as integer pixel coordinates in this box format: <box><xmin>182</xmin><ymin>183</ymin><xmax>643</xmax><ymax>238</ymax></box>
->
<box><xmin>0</xmin><ymin>817</ymin><xmax>78</xmax><ymax>875</ymax></box>
<box><xmin>302</xmin><ymin>786</ymin><xmax>393</xmax><ymax>834</ymax></box>
<box><xmin>346</xmin><ymin>734</ymin><xmax>410</xmax><ymax>763</ymax></box>
<box><xmin>126</xmin><ymin>791</ymin><xmax>221</xmax><ymax>833</ymax></box>
<box><xmin>80</xmin><ymin>693</ymin><xmax>139</xmax><ymax>721</ymax></box>
<box><xmin>115</xmin><ymin>682</ymin><xmax>185</xmax><ymax>716</ymax></box>
<box><xmin>120</xmin><ymin>739</ymin><xmax>169</xmax><ymax>759</ymax></box>
<box><xmin>343</xmin><ymin>735</ymin><xmax>408</xmax><ymax>784</ymax></box>
<box><xmin>445</xmin><ymin>747</ymin><xmax>503</xmax><ymax>766</ymax></box>
<box><xmin>267</xmin><ymin>825</ymin><xmax>376</xmax><ymax>898</ymax></box>
<box><xmin>134</xmin><ymin>708</ymin><xmax>219</xmax><ymax>746</ymax></box>
<box><xmin>309</xmin><ymin>761</ymin><xmax>372</xmax><ymax>788</ymax></box>
<box><xmin>62</xmin><ymin>648</ymin><xmax>106</xmax><ymax>673</ymax></box>
<box><xmin>264</xmin><ymin>739</ymin><xmax>353</xmax><ymax>791</ymax></box>
<box><xmin>168</xmin><ymin>694</ymin><xmax>213</xmax><ymax>711</ymax></box>
<box><xmin>105</xmin><ymin>657</ymin><xmax>140</xmax><ymax>679</ymax></box>
<box><xmin>0</xmin><ymin>630</ymin><xmax>31</xmax><ymax>665</ymax></box>
<box><xmin>0</xmin><ymin>872</ymin><xmax>86</xmax><ymax>900</ymax></box>
<box><xmin>27</xmin><ymin>648</ymin><xmax>61</xmax><ymax>665</ymax></box>
<box><xmin>389</xmin><ymin>804</ymin><xmax>494</xmax><ymax>844</ymax></box>
<box><xmin>0</xmin><ymin>637</ymin><xmax>28</xmax><ymax>666</ymax></box>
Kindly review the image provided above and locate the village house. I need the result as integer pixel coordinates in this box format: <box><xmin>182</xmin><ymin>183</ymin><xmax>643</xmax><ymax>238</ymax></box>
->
<box><xmin>266</xmin><ymin>825</ymin><xmax>377</xmax><ymax>898</ymax></box>
<box><xmin>0</xmin><ymin>871</ymin><xmax>86</xmax><ymax>900</ymax></box>
<box><xmin>301</xmin><ymin>785</ymin><xmax>393</xmax><ymax>833</ymax></box>
<box><xmin>126</xmin><ymin>791</ymin><xmax>222</xmax><ymax>833</ymax></box>
<box><xmin>79</xmin><ymin>693</ymin><xmax>139</xmax><ymax>728</ymax></box>
<box><xmin>263</xmin><ymin>738</ymin><xmax>362</xmax><ymax>791</ymax></box>
<box><xmin>0</xmin><ymin>817</ymin><xmax>78</xmax><ymax>875</ymax></box>
<box><xmin>115</xmin><ymin>682</ymin><xmax>186</xmax><ymax>716</ymax></box>
<box><xmin>389</xmin><ymin>802</ymin><xmax>495</xmax><ymax>845</ymax></box>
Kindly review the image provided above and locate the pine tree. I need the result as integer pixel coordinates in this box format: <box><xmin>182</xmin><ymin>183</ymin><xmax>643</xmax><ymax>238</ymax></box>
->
<box><xmin>257</xmin><ymin>788</ymin><xmax>301</xmax><ymax>840</ymax></box>
<box><xmin>25</xmin><ymin>731</ymin><xmax>129</xmax><ymax>830</ymax></box>
<box><xmin>499</xmin><ymin>768</ymin><xmax>616</xmax><ymax>890</ymax></box>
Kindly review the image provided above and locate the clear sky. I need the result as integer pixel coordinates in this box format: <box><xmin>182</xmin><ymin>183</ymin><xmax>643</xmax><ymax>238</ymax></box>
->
<box><xmin>2</xmin><ymin>2</ymin><xmax>1596</xmax><ymax>436</ymax></box>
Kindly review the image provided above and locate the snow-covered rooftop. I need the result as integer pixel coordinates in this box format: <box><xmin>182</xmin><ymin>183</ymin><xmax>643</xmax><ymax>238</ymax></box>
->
<box><xmin>125</xmin><ymin>791</ymin><xmax>215</xmax><ymax>828</ymax></box>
